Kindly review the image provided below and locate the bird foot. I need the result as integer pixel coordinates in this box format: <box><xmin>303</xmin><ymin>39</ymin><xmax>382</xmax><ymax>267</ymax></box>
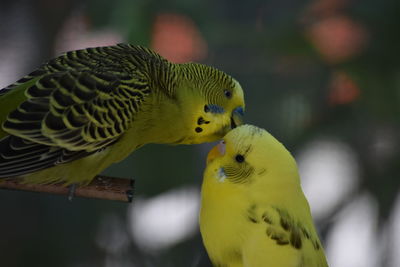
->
<box><xmin>68</xmin><ymin>184</ymin><xmax>77</xmax><ymax>201</ymax></box>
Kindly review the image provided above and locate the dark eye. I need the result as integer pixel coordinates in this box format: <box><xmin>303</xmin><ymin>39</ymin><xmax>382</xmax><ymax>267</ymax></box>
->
<box><xmin>204</xmin><ymin>105</ymin><xmax>210</xmax><ymax>112</ymax></box>
<box><xmin>224</xmin><ymin>89</ymin><xmax>232</xmax><ymax>99</ymax></box>
<box><xmin>235</xmin><ymin>154</ymin><xmax>245</xmax><ymax>163</ymax></box>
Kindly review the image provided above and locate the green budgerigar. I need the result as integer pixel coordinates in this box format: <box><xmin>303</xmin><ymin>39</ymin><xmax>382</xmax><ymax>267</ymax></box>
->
<box><xmin>0</xmin><ymin>44</ymin><xmax>245</xmax><ymax>185</ymax></box>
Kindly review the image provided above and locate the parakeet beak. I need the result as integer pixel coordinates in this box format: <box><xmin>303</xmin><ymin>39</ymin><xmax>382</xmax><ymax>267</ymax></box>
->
<box><xmin>207</xmin><ymin>141</ymin><xmax>226</xmax><ymax>164</ymax></box>
<box><xmin>230</xmin><ymin>106</ymin><xmax>244</xmax><ymax>129</ymax></box>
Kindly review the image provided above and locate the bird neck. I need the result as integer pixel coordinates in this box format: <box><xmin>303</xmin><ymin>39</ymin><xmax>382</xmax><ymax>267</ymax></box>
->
<box><xmin>129</xmin><ymin>90</ymin><xmax>189</xmax><ymax>145</ymax></box>
<box><xmin>145</xmin><ymin>61</ymin><xmax>177</xmax><ymax>99</ymax></box>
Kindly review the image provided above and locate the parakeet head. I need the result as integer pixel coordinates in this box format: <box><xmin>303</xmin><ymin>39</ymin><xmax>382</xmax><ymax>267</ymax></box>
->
<box><xmin>176</xmin><ymin>63</ymin><xmax>245</xmax><ymax>144</ymax></box>
<box><xmin>204</xmin><ymin>124</ymin><xmax>300</xmax><ymax>195</ymax></box>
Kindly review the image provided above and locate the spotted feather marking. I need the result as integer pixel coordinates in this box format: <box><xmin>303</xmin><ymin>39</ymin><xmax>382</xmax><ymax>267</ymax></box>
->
<box><xmin>247</xmin><ymin>204</ymin><xmax>259</xmax><ymax>224</ymax></box>
<box><xmin>250</xmin><ymin>206</ymin><xmax>322</xmax><ymax>251</ymax></box>
<box><xmin>197</xmin><ymin>116</ymin><xmax>210</xmax><ymax>125</ymax></box>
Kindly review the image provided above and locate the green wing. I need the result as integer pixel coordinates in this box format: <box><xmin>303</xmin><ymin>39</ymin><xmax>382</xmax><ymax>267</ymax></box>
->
<box><xmin>3</xmin><ymin>69</ymin><xmax>149</xmax><ymax>151</ymax></box>
<box><xmin>0</xmin><ymin>44</ymin><xmax>164</xmax><ymax>177</ymax></box>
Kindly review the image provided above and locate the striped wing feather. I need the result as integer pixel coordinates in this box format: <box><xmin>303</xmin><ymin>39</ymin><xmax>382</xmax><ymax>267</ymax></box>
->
<box><xmin>3</xmin><ymin>70</ymin><xmax>149</xmax><ymax>151</ymax></box>
<box><xmin>0</xmin><ymin>44</ymin><xmax>162</xmax><ymax>177</ymax></box>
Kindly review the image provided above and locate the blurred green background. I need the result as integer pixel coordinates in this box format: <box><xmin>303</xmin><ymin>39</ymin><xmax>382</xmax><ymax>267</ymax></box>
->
<box><xmin>0</xmin><ymin>0</ymin><xmax>399</xmax><ymax>266</ymax></box>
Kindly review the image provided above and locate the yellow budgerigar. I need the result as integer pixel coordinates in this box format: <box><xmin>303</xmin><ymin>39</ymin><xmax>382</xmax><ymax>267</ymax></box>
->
<box><xmin>0</xmin><ymin>44</ymin><xmax>244</xmax><ymax>185</ymax></box>
<box><xmin>200</xmin><ymin>125</ymin><xmax>328</xmax><ymax>267</ymax></box>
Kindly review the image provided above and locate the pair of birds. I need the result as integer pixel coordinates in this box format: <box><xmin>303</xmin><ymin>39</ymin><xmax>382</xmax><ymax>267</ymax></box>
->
<box><xmin>0</xmin><ymin>44</ymin><xmax>328</xmax><ymax>267</ymax></box>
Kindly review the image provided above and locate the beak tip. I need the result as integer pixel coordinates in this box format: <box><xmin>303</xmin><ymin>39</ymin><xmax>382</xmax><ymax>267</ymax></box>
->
<box><xmin>235</xmin><ymin>106</ymin><xmax>245</xmax><ymax>117</ymax></box>
<box><xmin>230</xmin><ymin>106</ymin><xmax>244</xmax><ymax>129</ymax></box>
<box><xmin>207</xmin><ymin>141</ymin><xmax>226</xmax><ymax>164</ymax></box>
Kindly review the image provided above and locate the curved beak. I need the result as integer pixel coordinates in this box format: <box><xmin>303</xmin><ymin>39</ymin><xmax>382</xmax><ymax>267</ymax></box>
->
<box><xmin>207</xmin><ymin>141</ymin><xmax>226</xmax><ymax>164</ymax></box>
<box><xmin>230</xmin><ymin>106</ymin><xmax>244</xmax><ymax>129</ymax></box>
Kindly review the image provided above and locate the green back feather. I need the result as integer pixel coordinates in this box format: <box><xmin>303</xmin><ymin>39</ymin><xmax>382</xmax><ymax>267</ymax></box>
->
<box><xmin>0</xmin><ymin>78</ymin><xmax>39</xmax><ymax>137</ymax></box>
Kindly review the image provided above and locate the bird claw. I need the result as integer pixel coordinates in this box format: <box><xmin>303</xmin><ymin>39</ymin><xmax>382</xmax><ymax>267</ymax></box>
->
<box><xmin>68</xmin><ymin>184</ymin><xmax>77</xmax><ymax>201</ymax></box>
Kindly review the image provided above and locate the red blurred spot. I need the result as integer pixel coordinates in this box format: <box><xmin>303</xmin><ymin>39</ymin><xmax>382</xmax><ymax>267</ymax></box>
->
<box><xmin>307</xmin><ymin>16</ymin><xmax>368</xmax><ymax>64</ymax></box>
<box><xmin>329</xmin><ymin>71</ymin><xmax>361</xmax><ymax>105</ymax></box>
<box><xmin>151</xmin><ymin>13</ymin><xmax>207</xmax><ymax>63</ymax></box>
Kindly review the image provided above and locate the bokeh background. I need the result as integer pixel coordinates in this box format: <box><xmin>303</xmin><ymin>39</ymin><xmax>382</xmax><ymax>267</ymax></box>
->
<box><xmin>0</xmin><ymin>0</ymin><xmax>399</xmax><ymax>266</ymax></box>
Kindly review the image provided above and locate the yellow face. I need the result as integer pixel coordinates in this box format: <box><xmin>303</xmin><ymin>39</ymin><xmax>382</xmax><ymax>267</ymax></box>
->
<box><xmin>181</xmin><ymin>76</ymin><xmax>245</xmax><ymax>144</ymax></box>
<box><xmin>206</xmin><ymin>125</ymin><xmax>263</xmax><ymax>185</ymax></box>
<box><xmin>205</xmin><ymin>124</ymin><xmax>298</xmax><ymax>187</ymax></box>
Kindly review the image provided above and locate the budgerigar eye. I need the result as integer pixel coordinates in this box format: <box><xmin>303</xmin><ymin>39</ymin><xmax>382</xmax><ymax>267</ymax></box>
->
<box><xmin>204</xmin><ymin>105</ymin><xmax>210</xmax><ymax>112</ymax></box>
<box><xmin>235</xmin><ymin>154</ymin><xmax>245</xmax><ymax>163</ymax></box>
<box><xmin>224</xmin><ymin>89</ymin><xmax>232</xmax><ymax>99</ymax></box>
